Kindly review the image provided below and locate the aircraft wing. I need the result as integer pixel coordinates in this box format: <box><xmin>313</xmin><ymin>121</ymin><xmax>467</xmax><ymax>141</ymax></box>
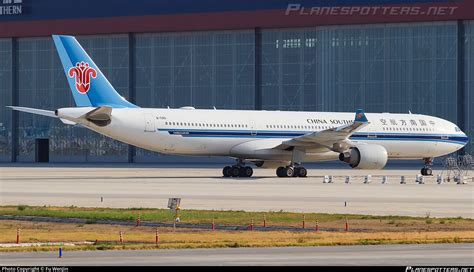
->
<box><xmin>275</xmin><ymin>109</ymin><xmax>369</xmax><ymax>152</ymax></box>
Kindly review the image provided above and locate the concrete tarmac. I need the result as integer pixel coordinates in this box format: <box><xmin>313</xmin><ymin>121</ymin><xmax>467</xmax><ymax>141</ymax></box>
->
<box><xmin>1</xmin><ymin>243</ymin><xmax>473</xmax><ymax>266</ymax></box>
<box><xmin>1</xmin><ymin>165</ymin><xmax>473</xmax><ymax>218</ymax></box>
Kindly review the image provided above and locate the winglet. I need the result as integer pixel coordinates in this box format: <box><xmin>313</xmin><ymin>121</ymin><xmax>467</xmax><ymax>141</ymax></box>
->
<box><xmin>354</xmin><ymin>109</ymin><xmax>368</xmax><ymax>123</ymax></box>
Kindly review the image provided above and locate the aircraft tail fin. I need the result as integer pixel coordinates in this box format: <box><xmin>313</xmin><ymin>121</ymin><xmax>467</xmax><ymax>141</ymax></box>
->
<box><xmin>52</xmin><ymin>35</ymin><xmax>138</xmax><ymax>108</ymax></box>
<box><xmin>354</xmin><ymin>109</ymin><xmax>368</xmax><ymax>123</ymax></box>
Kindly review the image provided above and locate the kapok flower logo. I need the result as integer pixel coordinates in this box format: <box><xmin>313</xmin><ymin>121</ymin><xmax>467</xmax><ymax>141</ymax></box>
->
<box><xmin>68</xmin><ymin>61</ymin><xmax>97</xmax><ymax>94</ymax></box>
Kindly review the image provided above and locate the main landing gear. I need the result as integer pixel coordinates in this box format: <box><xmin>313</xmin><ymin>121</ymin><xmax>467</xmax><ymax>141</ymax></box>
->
<box><xmin>276</xmin><ymin>165</ymin><xmax>307</xmax><ymax>178</ymax></box>
<box><xmin>222</xmin><ymin>159</ymin><xmax>253</xmax><ymax>178</ymax></box>
<box><xmin>421</xmin><ymin>157</ymin><xmax>433</xmax><ymax>176</ymax></box>
<box><xmin>276</xmin><ymin>148</ymin><xmax>307</xmax><ymax>178</ymax></box>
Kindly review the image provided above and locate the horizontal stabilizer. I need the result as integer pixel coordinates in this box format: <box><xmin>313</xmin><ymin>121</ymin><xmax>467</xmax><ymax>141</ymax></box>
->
<box><xmin>7</xmin><ymin>106</ymin><xmax>78</xmax><ymax>126</ymax></box>
<box><xmin>60</xmin><ymin>118</ymin><xmax>77</xmax><ymax>125</ymax></box>
<box><xmin>7</xmin><ymin>106</ymin><xmax>56</xmax><ymax>118</ymax></box>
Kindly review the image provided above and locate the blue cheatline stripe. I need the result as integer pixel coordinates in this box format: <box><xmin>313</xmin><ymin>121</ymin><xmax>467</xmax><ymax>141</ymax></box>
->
<box><xmin>157</xmin><ymin>128</ymin><xmax>468</xmax><ymax>145</ymax></box>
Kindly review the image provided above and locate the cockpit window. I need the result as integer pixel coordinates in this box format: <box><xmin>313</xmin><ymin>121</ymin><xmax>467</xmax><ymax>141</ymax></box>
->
<box><xmin>455</xmin><ymin>126</ymin><xmax>461</xmax><ymax>132</ymax></box>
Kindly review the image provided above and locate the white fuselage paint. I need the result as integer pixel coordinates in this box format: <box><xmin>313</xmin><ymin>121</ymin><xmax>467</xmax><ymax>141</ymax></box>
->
<box><xmin>60</xmin><ymin>108</ymin><xmax>468</xmax><ymax>163</ymax></box>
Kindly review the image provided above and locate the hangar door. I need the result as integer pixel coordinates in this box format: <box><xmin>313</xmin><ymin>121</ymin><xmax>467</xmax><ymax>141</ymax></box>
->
<box><xmin>144</xmin><ymin>113</ymin><xmax>155</xmax><ymax>132</ymax></box>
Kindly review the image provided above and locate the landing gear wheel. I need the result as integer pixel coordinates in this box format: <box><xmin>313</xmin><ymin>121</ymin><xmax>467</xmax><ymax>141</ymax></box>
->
<box><xmin>421</xmin><ymin>157</ymin><xmax>434</xmax><ymax>176</ymax></box>
<box><xmin>223</xmin><ymin>166</ymin><xmax>232</xmax><ymax>177</ymax></box>
<box><xmin>231</xmin><ymin>166</ymin><xmax>240</xmax><ymax>177</ymax></box>
<box><xmin>421</xmin><ymin>167</ymin><xmax>432</xmax><ymax>176</ymax></box>
<box><xmin>284</xmin><ymin>166</ymin><xmax>294</xmax><ymax>177</ymax></box>
<box><xmin>240</xmin><ymin>166</ymin><xmax>253</xmax><ymax>177</ymax></box>
<box><xmin>297</xmin><ymin>167</ymin><xmax>307</xmax><ymax>177</ymax></box>
<box><xmin>277</xmin><ymin>166</ymin><xmax>306</xmax><ymax>177</ymax></box>
<box><xmin>276</xmin><ymin>166</ymin><xmax>286</xmax><ymax>177</ymax></box>
<box><xmin>293</xmin><ymin>167</ymin><xmax>300</xmax><ymax>177</ymax></box>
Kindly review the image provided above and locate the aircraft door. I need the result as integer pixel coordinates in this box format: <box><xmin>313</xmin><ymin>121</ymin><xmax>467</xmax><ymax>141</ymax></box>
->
<box><xmin>144</xmin><ymin>113</ymin><xmax>155</xmax><ymax>132</ymax></box>
<box><xmin>249</xmin><ymin>119</ymin><xmax>257</xmax><ymax>136</ymax></box>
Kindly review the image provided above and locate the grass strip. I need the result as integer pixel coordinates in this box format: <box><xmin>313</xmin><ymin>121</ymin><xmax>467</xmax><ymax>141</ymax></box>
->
<box><xmin>0</xmin><ymin>220</ymin><xmax>472</xmax><ymax>252</ymax></box>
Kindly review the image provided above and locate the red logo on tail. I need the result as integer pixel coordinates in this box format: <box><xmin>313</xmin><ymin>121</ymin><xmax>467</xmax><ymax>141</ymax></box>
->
<box><xmin>68</xmin><ymin>61</ymin><xmax>97</xmax><ymax>94</ymax></box>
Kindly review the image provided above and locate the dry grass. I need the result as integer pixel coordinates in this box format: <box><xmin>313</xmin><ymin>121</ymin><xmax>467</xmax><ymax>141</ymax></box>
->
<box><xmin>1</xmin><ymin>220</ymin><xmax>472</xmax><ymax>252</ymax></box>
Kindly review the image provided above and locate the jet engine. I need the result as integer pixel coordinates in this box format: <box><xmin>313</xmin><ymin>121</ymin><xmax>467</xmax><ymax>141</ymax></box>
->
<box><xmin>339</xmin><ymin>144</ymin><xmax>388</xmax><ymax>169</ymax></box>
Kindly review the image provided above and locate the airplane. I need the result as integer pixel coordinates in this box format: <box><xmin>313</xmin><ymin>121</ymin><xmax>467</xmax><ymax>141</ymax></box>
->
<box><xmin>8</xmin><ymin>35</ymin><xmax>469</xmax><ymax>178</ymax></box>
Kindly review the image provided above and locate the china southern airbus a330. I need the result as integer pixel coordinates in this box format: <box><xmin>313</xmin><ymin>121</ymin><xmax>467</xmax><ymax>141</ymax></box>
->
<box><xmin>8</xmin><ymin>35</ymin><xmax>469</xmax><ymax>178</ymax></box>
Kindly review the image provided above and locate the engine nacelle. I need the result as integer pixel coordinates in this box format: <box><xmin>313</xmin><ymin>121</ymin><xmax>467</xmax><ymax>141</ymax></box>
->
<box><xmin>254</xmin><ymin>161</ymin><xmax>288</xmax><ymax>169</ymax></box>
<box><xmin>339</xmin><ymin>144</ymin><xmax>388</xmax><ymax>169</ymax></box>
